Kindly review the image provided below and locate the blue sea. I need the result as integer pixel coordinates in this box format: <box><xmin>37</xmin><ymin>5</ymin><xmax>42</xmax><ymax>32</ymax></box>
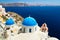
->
<box><xmin>4</xmin><ymin>6</ymin><xmax>60</xmax><ymax>39</ymax></box>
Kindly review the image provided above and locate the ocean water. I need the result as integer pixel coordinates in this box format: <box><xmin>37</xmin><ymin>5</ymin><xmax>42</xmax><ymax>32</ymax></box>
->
<box><xmin>4</xmin><ymin>6</ymin><xmax>60</xmax><ymax>39</ymax></box>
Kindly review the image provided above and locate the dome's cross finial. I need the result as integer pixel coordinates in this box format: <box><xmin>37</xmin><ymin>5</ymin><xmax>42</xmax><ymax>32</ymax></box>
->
<box><xmin>29</xmin><ymin>15</ymin><xmax>31</xmax><ymax>18</ymax></box>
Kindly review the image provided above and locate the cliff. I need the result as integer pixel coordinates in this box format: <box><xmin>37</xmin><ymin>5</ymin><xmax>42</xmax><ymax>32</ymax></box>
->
<box><xmin>0</xmin><ymin>3</ymin><xmax>28</xmax><ymax>6</ymax></box>
<box><xmin>0</xmin><ymin>3</ymin><xmax>53</xmax><ymax>6</ymax></box>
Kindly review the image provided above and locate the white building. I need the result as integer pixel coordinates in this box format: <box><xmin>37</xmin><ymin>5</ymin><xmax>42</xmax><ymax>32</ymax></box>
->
<box><xmin>0</xmin><ymin>5</ymin><xmax>7</xmax><ymax>15</ymax></box>
<box><xmin>5</xmin><ymin>18</ymin><xmax>19</xmax><ymax>35</ymax></box>
<box><xmin>22</xmin><ymin>17</ymin><xmax>40</xmax><ymax>33</ymax></box>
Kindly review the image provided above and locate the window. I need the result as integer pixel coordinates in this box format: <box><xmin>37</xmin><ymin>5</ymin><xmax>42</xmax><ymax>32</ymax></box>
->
<box><xmin>11</xmin><ymin>30</ymin><xmax>13</xmax><ymax>33</ymax></box>
<box><xmin>20</xmin><ymin>28</ymin><xmax>22</xmax><ymax>31</ymax></box>
<box><xmin>29</xmin><ymin>28</ymin><xmax>31</xmax><ymax>33</ymax></box>
<box><xmin>6</xmin><ymin>27</ymin><xmax>10</xmax><ymax>30</ymax></box>
<box><xmin>24</xmin><ymin>28</ymin><xmax>25</xmax><ymax>32</ymax></box>
<box><xmin>35</xmin><ymin>27</ymin><xmax>36</xmax><ymax>31</ymax></box>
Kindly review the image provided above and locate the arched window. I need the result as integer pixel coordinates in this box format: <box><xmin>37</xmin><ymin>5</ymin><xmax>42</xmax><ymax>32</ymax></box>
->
<box><xmin>29</xmin><ymin>28</ymin><xmax>31</xmax><ymax>33</ymax></box>
<box><xmin>35</xmin><ymin>27</ymin><xmax>36</xmax><ymax>31</ymax></box>
<box><xmin>24</xmin><ymin>28</ymin><xmax>25</xmax><ymax>32</ymax></box>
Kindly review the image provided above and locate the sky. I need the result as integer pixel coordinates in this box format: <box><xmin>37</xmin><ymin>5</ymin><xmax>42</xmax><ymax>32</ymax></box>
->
<box><xmin>0</xmin><ymin>0</ymin><xmax>60</xmax><ymax>5</ymax></box>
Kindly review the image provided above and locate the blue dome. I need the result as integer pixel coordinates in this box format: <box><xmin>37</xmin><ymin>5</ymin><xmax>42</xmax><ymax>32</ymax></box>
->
<box><xmin>5</xmin><ymin>18</ymin><xmax>14</xmax><ymax>25</ymax></box>
<box><xmin>22</xmin><ymin>17</ymin><xmax>38</xmax><ymax>26</ymax></box>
